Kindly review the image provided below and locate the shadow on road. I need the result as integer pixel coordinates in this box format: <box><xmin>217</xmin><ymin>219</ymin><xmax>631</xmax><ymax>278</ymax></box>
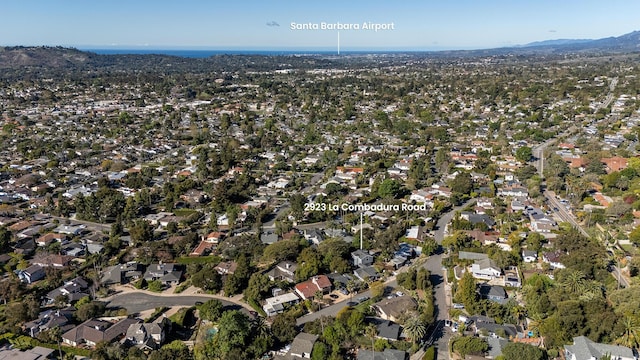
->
<box><xmin>429</xmin><ymin>273</ymin><xmax>444</xmax><ymax>288</ymax></box>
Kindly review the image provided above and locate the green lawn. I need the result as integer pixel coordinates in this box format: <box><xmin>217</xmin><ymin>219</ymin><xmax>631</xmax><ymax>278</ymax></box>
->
<box><xmin>176</xmin><ymin>255</ymin><xmax>221</xmax><ymax>265</ymax></box>
<box><xmin>173</xmin><ymin>208</ymin><xmax>200</xmax><ymax>217</ymax></box>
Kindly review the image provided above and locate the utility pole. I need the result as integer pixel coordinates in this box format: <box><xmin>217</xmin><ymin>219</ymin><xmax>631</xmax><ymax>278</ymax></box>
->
<box><xmin>360</xmin><ymin>211</ymin><xmax>363</xmax><ymax>250</ymax></box>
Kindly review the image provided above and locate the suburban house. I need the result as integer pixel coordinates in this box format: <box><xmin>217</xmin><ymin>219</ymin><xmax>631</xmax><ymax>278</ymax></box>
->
<box><xmin>497</xmin><ymin>185</ymin><xmax>529</xmax><ymax>198</ymax></box>
<box><xmin>476</xmin><ymin>322</ymin><xmax>520</xmax><ymax>339</ymax></box>
<box><xmin>354</xmin><ymin>266</ymin><xmax>381</xmax><ymax>282</ymax></box>
<box><xmin>190</xmin><ymin>240</ymin><xmax>216</xmax><ymax>256</ymax></box>
<box><xmin>36</xmin><ymin>232</ymin><xmax>67</xmax><ymax>247</ymax></box>
<box><xmin>214</xmin><ymin>261</ymin><xmax>238</xmax><ymax>276</ymax></box>
<box><xmin>62</xmin><ymin>318</ymin><xmax>140</xmax><ymax>348</ymax></box>
<box><xmin>376</xmin><ymin>320</ymin><xmax>402</xmax><ymax>341</ymax></box>
<box><xmin>31</xmin><ymin>254</ymin><xmax>73</xmax><ymax>268</ymax></box>
<box><xmin>476</xmin><ymin>197</ymin><xmax>494</xmax><ymax>209</ymax></box>
<box><xmin>503</xmin><ymin>267</ymin><xmax>521</xmax><ymax>288</ymax></box>
<box><xmin>266</xmin><ymin>261</ymin><xmax>298</xmax><ymax>283</ymax></box>
<box><xmin>460</xmin><ymin>212</ymin><xmax>496</xmax><ymax>228</ymax></box>
<box><xmin>327</xmin><ymin>273</ymin><xmax>354</xmax><ymax>290</ymax></box>
<box><xmin>25</xmin><ymin>308</ymin><xmax>74</xmax><ymax>338</ymax></box>
<box><xmin>263</xmin><ymin>292</ymin><xmax>301</xmax><ymax>317</ymax></box>
<box><xmin>288</xmin><ymin>332</ymin><xmax>318</xmax><ymax>359</ymax></box>
<box><xmin>202</xmin><ymin>231</ymin><xmax>224</xmax><ymax>244</ymax></box>
<box><xmin>294</xmin><ymin>275</ymin><xmax>332</xmax><ymax>300</ymax></box>
<box><xmin>478</xmin><ymin>284</ymin><xmax>508</xmax><ymax>303</ymax></box>
<box><xmin>471</xmin><ymin>315</ymin><xmax>520</xmax><ymax>339</ymax></box>
<box><xmin>564</xmin><ymin>336</ymin><xmax>636</xmax><ymax>360</ymax></box>
<box><xmin>18</xmin><ymin>264</ymin><xmax>45</xmax><ymax>284</ymax></box>
<box><xmin>511</xmin><ymin>198</ymin><xmax>527</xmax><ymax>211</ymax></box>
<box><xmin>464</xmin><ymin>230</ymin><xmax>500</xmax><ymax>246</ymax></box>
<box><xmin>304</xmin><ymin>229</ymin><xmax>325</xmax><ymax>245</ymax></box>
<box><xmin>529</xmin><ymin>213</ymin><xmax>558</xmax><ymax>233</ymax></box>
<box><xmin>351</xmin><ymin>249</ymin><xmax>374</xmax><ymax>267</ymax></box>
<box><xmin>601</xmin><ymin>156</ymin><xmax>628</xmax><ymax>174</ymax></box>
<box><xmin>53</xmin><ymin>224</ymin><xmax>85</xmax><ymax>236</ymax></box>
<box><xmin>543</xmin><ymin>250</ymin><xmax>566</xmax><ymax>269</ymax></box>
<box><xmin>45</xmin><ymin>276</ymin><xmax>89</xmax><ymax>304</ymax></box>
<box><xmin>143</xmin><ymin>263</ymin><xmax>183</xmax><ymax>286</ymax></box>
<box><xmin>101</xmin><ymin>262</ymin><xmax>143</xmax><ymax>285</ymax></box>
<box><xmin>191</xmin><ymin>231</ymin><xmax>225</xmax><ymax>256</ymax></box>
<box><xmin>388</xmin><ymin>255</ymin><xmax>407</xmax><ymax>269</ymax></box>
<box><xmin>121</xmin><ymin>319</ymin><xmax>169</xmax><ymax>350</ymax></box>
<box><xmin>371</xmin><ymin>296</ymin><xmax>417</xmax><ymax>323</ymax></box>
<box><xmin>404</xmin><ymin>225</ymin><xmax>427</xmax><ymax>242</ymax></box>
<box><xmin>409</xmin><ymin>189</ymin><xmax>434</xmax><ymax>204</ymax></box>
<box><xmin>522</xmin><ymin>250</ymin><xmax>538</xmax><ymax>263</ymax></box>
<box><xmin>470</xmin><ymin>259</ymin><xmax>502</xmax><ymax>280</ymax></box>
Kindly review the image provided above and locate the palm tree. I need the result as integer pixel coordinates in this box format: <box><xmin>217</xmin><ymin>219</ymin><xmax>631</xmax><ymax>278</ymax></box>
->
<box><xmin>404</xmin><ymin>316</ymin><xmax>427</xmax><ymax>345</ymax></box>
<box><xmin>251</xmin><ymin>316</ymin><xmax>270</xmax><ymax>340</ymax></box>
<box><xmin>578</xmin><ymin>280</ymin><xmax>603</xmax><ymax>302</ymax></box>
<box><xmin>562</xmin><ymin>270</ymin><xmax>586</xmax><ymax>294</ymax></box>
<box><xmin>508</xmin><ymin>302</ymin><xmax>527</xmax><ymax>327</ymax></box>
<box><xmin>616</xmin><ymin>315</ymin><xmax>640</xmax><ymax>349</ymax></box>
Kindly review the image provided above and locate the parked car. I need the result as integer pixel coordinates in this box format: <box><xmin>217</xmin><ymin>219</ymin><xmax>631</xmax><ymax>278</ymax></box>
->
<box><xmin>329</xmin><ymin>294</ymin><xmax>339</xmax><ymax>300</ymax></box>
<box><xmin>356</xmin><ymin>296</ymin><xmax>369</xmax><ymax>304</ymax></box>
<box><xmin>346</xmin><ymin>301</ymin><xmax>358</xmax><ymax>307</ymax></box>
<box><xmin>339</xmin><ymin>288</ymin><xmax>349</xmax><ymax>295</ymax></box>
<box><xmin>458</xmin><ymin>315</ymin><xmax>472</xmax><ymax>325</ymax></box>
<box><xmin>452</xmin><ymin>303</ymin><xmax>465</xmax><ymax>309</ymax></box>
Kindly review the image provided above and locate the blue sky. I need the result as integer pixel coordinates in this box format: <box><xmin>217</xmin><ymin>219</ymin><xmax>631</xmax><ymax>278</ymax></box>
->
<box><xmin>2</xmin><ymin>0</ymin><xmax>639</xmax><ymax>50</ymax></box>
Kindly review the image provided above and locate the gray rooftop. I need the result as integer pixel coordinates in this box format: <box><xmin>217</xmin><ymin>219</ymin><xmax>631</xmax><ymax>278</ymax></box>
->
<box><xmin>565</xmin><ymin>336</ymin><xmax>635</xmax><ymax>360</ymax></box>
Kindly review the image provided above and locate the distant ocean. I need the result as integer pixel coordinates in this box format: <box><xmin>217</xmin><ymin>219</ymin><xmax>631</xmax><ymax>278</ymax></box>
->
<box><xmin>84</xmin><ymin>49</ymin><xmax>414</xmax><ymax>58</ymax></box>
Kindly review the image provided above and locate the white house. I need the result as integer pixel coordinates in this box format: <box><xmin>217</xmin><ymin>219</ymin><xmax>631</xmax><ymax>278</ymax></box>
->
<box><xmin>470</xmin><ymin>259</ymin><xmax>502</xmax><ymax>280</ymax></box>
<box><xmin>522</xmin><ymin>250</ymin><xmax>538</xmax><ymax>263</ymax></box>
<box><xmin>543</xmin><ymin>251</ymin><xmax>566</xmax><ymax>269</ymax></box>
<box><xmin>263</xmin><ymin>292</ymin><xmax>300</xmax><ymax>317</ymax></box>
<box><xmin>409</xmin><ymin>189</ymin><xmax>433</xmax><ymax>205</ymax></box>
<box><xmin>217</xmin><ymin>214</ymin><xmax>229</xmax><ymax>227</ymax></box>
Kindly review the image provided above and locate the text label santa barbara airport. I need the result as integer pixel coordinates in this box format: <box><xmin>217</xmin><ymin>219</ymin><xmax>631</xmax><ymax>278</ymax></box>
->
<box><xmin>290</xmin><ymin>22</ymin><xmax>395</xmax><ymax>32</ymax></box>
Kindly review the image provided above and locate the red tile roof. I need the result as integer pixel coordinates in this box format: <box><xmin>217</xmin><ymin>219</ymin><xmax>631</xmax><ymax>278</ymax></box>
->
<box><xmin>295</xmin><ymin>275</ymin><xmax>332</xmax><ymax>299</ymax></box>
<box><xmin>601</xmin><ymin>157</ymin><xmax>628</xmax><ymax>173</ymax></box>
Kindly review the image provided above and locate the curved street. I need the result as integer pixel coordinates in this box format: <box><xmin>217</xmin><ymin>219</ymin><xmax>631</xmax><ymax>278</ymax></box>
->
<box><xmin>106</xmin><ymin>291</ymin><xmax>252</xmax><ymax>315</ymax></box>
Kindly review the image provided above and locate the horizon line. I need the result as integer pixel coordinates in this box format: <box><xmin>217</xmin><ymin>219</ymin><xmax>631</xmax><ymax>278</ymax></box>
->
<box><xmin>1</xmin><ymin>43</ymin><xmax>530</xmax><ymax>53</ymax></box>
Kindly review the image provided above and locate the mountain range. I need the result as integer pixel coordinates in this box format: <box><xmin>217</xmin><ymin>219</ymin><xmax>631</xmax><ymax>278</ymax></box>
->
<box><xmin>519</xmin><ymin>30</ymin><xmax>640</xmax><ymax>52</ymax></box>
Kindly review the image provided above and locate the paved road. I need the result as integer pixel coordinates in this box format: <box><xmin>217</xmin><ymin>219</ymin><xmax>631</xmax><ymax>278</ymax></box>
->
<box><xmin>611</xmin><ymin>265</ymin><xmax>631</xmax><ymax>288</ymax></box>
<box><xmin>434</xmin><ymin>200</ymin><xmax>476</xmax><ymax>243</ymax></box>
<box><xmin>106</xmin><ymin>292</ymin><xmax>249</xmax><ymax>315</ymax></box>
<box><xmin>544</xmin><ymin>190</ymin><xmax>589</xmax><ymax>237</ymax></box>
<box><xmin>50</xmin><ymin>215</ymin><xmax>112</xmax><ymax>233</ymax></box>
<box><xmin>421</xmin><ymin>199</ymin><xmax>475</xmax><ymax>360</ymax></box>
